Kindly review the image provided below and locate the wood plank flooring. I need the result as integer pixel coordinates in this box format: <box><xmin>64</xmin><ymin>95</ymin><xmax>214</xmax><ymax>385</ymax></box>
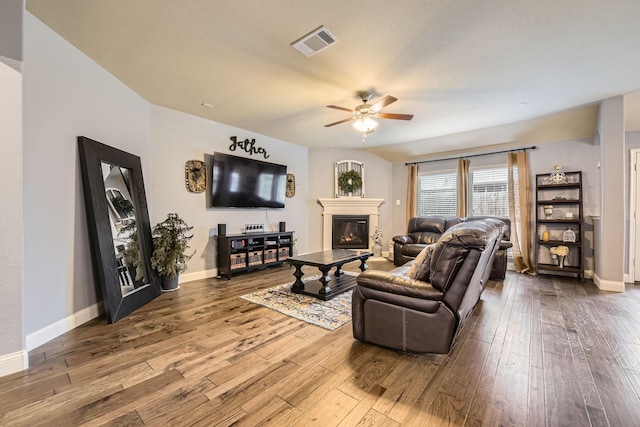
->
<box><xmin>2</xmin><ymin>260</ymin><xmax>640</xmax><ymax>426</ymax></box>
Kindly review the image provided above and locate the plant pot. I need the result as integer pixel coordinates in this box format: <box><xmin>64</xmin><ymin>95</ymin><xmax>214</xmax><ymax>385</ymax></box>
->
<box><xmin>161</xmin><ymin>275</ymin><xmax>180</xmax><ymax>292</ymax></box>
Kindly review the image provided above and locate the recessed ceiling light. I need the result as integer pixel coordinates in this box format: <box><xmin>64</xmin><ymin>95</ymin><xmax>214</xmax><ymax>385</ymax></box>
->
<box><xmin>201</xmin><ymin>102</ymin><xmax>214</xmax><ymax>108</ymax></box>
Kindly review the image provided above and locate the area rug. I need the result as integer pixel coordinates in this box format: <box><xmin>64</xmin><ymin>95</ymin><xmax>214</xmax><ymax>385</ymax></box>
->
<box><xmin>239</xmin><ymin>272</ymin><xmax>358</xmax><ymax>330</ymax></box>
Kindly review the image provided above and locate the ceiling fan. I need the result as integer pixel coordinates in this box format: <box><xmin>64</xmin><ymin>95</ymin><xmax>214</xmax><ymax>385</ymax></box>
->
<box><xmin>324</xmin><ymin>91</ymin><xmax>414</xmax><ymax>140</ymax></box>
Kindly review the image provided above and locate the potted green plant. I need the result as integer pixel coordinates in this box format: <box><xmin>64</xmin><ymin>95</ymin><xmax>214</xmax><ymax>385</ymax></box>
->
<box><xmin>150</xmin><ymin>213</ymin><xmax>194</xmax><ymax>292</ymax></box>
<box><xmin>121</xmin><ymin>220</ymin><xmax>146</xmax><ymax>286</ymax></box>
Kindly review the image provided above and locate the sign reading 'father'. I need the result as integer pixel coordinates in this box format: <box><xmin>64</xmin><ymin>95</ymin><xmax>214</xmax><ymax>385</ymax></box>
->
<box><xmin>229</xmin><ymin>136</ymin><xmax>270</xmax><ymax>159</ymax></box>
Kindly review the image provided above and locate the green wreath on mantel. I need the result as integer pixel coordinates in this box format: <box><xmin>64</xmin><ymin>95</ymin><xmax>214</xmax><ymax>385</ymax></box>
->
<box><xmin>338</xmin><ymin>169</ymin><xmax>363</xmax><ymax>193</ymax></box>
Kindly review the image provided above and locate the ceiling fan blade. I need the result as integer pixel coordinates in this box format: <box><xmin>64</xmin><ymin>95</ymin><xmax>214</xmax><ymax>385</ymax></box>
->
<box><xmin>378</xmin><ymin>112</ymin><xmax>414</xmax><ymax>120</ymax></box>
<box><xmin>324</xmin><ymin>117</ymin><xmax>354</xmax><ymax>127</ymax></box>
<box><xmin>326</xmin><ymin>105</ymin><xmax>353</xmax><ymax>112</ymax></box>
<box><xmin>371</xmin><ymin>95</ymin><xmax>397</xmax><ymax>112</ymax></box>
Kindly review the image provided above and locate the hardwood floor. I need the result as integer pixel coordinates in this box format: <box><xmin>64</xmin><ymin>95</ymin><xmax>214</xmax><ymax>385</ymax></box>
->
<box><xmin>2</xmin><ymin>260</ymin><xmax>640</xmax><ymax>426</ymax></box>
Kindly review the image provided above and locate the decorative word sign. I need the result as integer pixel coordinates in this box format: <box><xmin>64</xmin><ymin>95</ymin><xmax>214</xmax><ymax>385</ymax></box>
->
<box><xmin>229</xmin><ymin>136</ymin><xmax>270</xmax><ymax>159</ymax></box>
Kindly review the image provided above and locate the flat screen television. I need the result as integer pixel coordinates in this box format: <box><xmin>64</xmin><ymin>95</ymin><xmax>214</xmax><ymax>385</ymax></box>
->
<box><xmin>211</xmin><ymin>152</ymin><xmax>287</xmax><ymax>208</ymax></box>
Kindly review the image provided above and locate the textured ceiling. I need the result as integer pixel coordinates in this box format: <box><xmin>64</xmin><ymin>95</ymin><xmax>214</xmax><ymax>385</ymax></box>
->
<box><xmin>26</xmin><ymin>0</ymin><xmax>640</xmax><ymax>160</ymax></box>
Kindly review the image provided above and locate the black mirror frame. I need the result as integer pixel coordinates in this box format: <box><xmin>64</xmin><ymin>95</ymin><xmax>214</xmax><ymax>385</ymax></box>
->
<box><xmin>78</xmin><ymin>136</ymin><xmax>160</xmax><ymax>323</ymax></box>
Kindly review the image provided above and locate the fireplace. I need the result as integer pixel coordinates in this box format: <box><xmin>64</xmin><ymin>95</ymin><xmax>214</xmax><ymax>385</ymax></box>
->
<box><xmin>318</xmin><ymin>198</ymin><xmax>384</xmax><ymax>251</ymax></box>
<box><xmin>332</xmin><ymin>215</ymin><xmax>369</xmax><ymax>249</ymax></box>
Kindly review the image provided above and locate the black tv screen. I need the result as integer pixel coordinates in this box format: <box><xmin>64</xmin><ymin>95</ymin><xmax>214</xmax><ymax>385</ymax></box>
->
<box><xmin>211</xmin><ymin>152</ymin><xmax>287</xmax><ymax>208</ymax></box>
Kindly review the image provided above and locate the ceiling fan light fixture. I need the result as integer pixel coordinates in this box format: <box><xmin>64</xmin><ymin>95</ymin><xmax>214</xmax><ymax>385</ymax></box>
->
<box><xmin>353</xmin><ymin>116</ymin><xmax>378</xmax><ymax>132</ymax></box>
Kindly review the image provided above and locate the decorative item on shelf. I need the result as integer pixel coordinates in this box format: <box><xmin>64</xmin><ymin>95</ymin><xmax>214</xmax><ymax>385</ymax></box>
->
<box><xmin>286</xmin><ymin>173</ymin><xmax>296</xmax><ymax>197</ymax></box>
<box><xmin>550</xmin><ymin>164</ymin><xmax>566</xmax><ymax>184</ymax></box>
<box><xmin>552</xmin><ymin>195</ymin><xmax>567</xmax><ymax>200</ymax></box>
<box><xmin>185</xmin><ymin>160</ymin><xmax>206</xmax><ymax>193</ymax></box>
<box><xmin>371</xmin><ymin>226</ymin><xmax>383</xmax><ymax>257</ymax></box>
<box><xmin>550</xmin><ymin>245</ymin><xmax>569</xmax><ymax>268</ymax></box>
<box><xmin>542</xmin><ymin>230</ymin><xmax>550</xmax><ymax>242</ymax></box>
<box><xmin>563</xmin><ymin>227</ymin><xmax>576</xmax><ymax>243</ymax></box>
<box><xmin>543</xmin><ymin>205</ymin><xmax>553</xmax><ymax>219</ymax></box>
<box><xmin>243</xmin><ymin>223</ymin><xmax>265</xmax><ymax>234</ymax></box>
<box><xmin>150</xmin><ymin>213</ymin><xmax>194</xmax><ymax>292</ymax></box>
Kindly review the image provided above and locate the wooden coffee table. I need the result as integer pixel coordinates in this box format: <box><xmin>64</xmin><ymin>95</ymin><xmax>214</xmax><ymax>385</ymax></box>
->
<box><xmin>288</xmin><ymin>249</ymin><xmax>373</xmax><ymax>300</ymax></box>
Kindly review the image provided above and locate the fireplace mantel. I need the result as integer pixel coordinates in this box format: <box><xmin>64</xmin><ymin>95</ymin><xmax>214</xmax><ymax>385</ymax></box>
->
<box><xmin>318</xmin><ymin>198</ymin><xmax>384</xmax><ymax>251</ymax></box>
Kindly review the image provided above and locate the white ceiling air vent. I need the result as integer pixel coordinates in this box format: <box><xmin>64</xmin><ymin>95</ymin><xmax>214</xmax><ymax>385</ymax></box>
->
<box><xmin>291</xmin><ymin>26</ymin><xmax>338</xmax><ymax>57</ymax></box>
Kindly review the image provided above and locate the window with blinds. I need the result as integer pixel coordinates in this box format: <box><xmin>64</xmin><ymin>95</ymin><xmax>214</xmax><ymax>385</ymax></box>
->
<box><xmin>417</xmin><ymin>171</ymin><xmax>457</xmax><ymax>216</ymax></box>
<box><xmin>470</xmin><ymin>167</ymin><xmax>509</xmax><ymax>216</ymax></box>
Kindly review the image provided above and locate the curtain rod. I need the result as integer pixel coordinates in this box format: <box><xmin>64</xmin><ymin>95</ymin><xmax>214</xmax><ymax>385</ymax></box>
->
<box><xmin>405</xmin><ymin>145</ymin><xmax>537</xmax><ymax>166</ymax></box>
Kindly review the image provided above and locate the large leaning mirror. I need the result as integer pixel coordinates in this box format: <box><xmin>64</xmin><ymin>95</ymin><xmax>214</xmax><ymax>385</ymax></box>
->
<box><xmin>78</xmin><ymin>136</ymin><xmax>160</xmax><ymax>323</ymax></box>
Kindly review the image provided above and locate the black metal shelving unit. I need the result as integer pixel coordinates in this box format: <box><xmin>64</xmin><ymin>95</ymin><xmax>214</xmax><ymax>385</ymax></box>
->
<box><xmin>535</xmin><ymin>171</ymin><xmax>584</xmax><ymax>280</ymax></box>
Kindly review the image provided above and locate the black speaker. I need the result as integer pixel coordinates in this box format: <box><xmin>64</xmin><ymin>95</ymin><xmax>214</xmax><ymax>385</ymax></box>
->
<box><xmin>218</xmin><ymin>223</ymin><xmax>226</xmax><ymax>236</ymax></box>
<box><xmin>279</xmin><ymin>221</ymin><xmax>286</xmax><ymax>232</ymax></box>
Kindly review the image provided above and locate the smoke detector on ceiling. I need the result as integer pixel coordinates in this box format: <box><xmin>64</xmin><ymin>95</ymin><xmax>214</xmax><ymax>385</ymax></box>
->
<box><xmin>291</xmin><ymin>26</ymin><xmax>338</xmax><ymax>57</ymax></box>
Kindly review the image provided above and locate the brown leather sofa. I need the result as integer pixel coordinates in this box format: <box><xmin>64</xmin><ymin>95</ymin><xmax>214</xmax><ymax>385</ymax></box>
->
<box><xmin>352</xmin><ymin>218</ymin><xmax>505</xmax><ymax>354</ymax></box>
<box><xmin>393</xmin><ymin>215</ymin><xmax>512</xmax><ymax>280</ymax></box>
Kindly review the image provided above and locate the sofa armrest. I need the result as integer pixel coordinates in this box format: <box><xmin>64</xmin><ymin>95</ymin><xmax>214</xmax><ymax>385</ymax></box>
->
<box><xmin>392</xmin><ymin>235</ymin><xmax>413</xmax><ymax>245</ymax></box>
<box><xmin>356</xmin><ymin>270</ymin><xmax>444</xmax><ymax>300</ymax></box>
<box><xmin>499</xmin><ymin>241</ymin><xmax>513</xmax><ymax>250</ymax></box>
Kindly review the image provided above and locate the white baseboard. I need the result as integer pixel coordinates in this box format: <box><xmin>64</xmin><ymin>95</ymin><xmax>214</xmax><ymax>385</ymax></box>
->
<box><xmin>0</xmin><ymin>350</ymin><xmax>28</xmax><ymax>377</ymax></box>
<box><xmin>22</xmin><ymin>266</ymin><xmax>247</xmax><ymax>357</ymax></box>
<box><xmin>25</xmin><ymin>268</ymin><xmax>220</xmax><ymax>353</ymax></box>
<box><xmin>593</xmin><ymin>273</ymin><xmax>625</xmax><ymax>293</ymax></box>
<box><xmin>26</xmin><ymin>302</ymin><xmax>103</xmax><ymax>351</ymax></box>
<box><xmin>624</xmin><ymin>273</ymin><xmax>631</xmax><ymax>283</ymax></box>
<box><xmin>179</xmin><ymin>268</ymin><xmax>218</xmax><ymax>283</ymax></box>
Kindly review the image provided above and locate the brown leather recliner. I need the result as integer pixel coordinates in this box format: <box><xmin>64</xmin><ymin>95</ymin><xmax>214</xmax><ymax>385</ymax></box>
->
<box><xmin>352</xmin><ymin>218</ymin><xmax>504</xmax><ymax>354</ymax></box>
<box><xmin>393</xmin><ymin>215</ymin><xmax>512</xmax><ymax>280</ymax></box>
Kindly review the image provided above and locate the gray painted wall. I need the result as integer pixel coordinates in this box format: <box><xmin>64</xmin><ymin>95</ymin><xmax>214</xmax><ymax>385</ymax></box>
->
<box><xmin>149</xmin><ymin>104</ymin><xmax>310</xmax><ymax>277</ymax></box>
<box><xmin>0</xmin><ymin>0</ymin><xmax>23</xmax><ymax>64</ymax></box>
<box><xmin>23</xmin><ymin>13</ymin><xmax>153</xmax><ymax>336</ymax></box>
<box><xmin>0</xmin><ymin>56</ymin><xmax>24</xmax><ymax>369</ymax></box>
<box><xmin>0</xmin><ymin>0</ymin><xmax>24</xmax><ymax>376</ymax></box>
<box><xmin>598</xmin><ymin>97</ymin><xmax>625</xmax><ymax>283</ymax></box>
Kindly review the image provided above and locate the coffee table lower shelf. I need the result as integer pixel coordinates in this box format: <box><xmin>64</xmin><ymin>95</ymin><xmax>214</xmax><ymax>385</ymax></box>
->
<box><xmin>292</xmin><ymin>273</ymin><xmax>358</xmax><ymax>301</ymax></box>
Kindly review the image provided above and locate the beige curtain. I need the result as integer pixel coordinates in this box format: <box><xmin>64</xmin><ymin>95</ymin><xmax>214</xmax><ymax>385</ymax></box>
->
<box><xmin>406</xmin><ymin>164</ymin><xmax>418</xmax><ymax>224</ymax></box>
<box><xmin>457</xmin><ymin>158</ymin><xmax>470</xmax><ymax>217</ymax></box>
<box><xmin>508</xmin><ymin>151</ymin><xmax>534</xmax><ymax>274</ymax></box>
